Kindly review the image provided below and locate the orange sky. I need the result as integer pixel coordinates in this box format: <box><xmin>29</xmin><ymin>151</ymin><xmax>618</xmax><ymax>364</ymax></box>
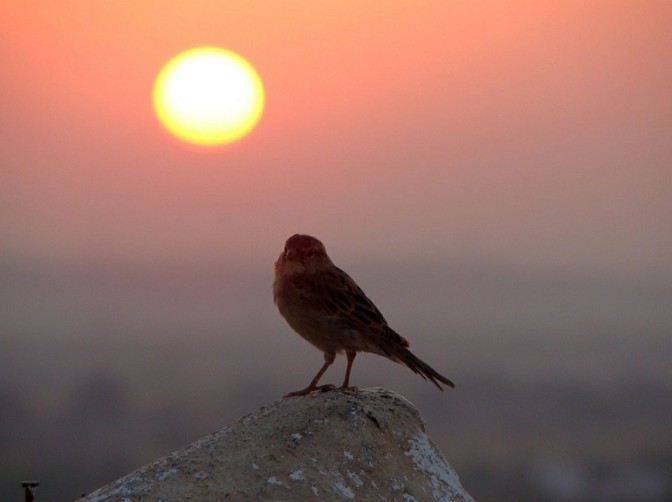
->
<box><xmin>2</xmin><ymin>1</ymin><xmax>671</xmax><ymax>275</ymax></box>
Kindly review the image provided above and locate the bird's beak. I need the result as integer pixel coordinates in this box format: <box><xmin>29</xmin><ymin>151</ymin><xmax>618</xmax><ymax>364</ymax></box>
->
<box><xmin>285</xmin><ymin>247</ymin><xmax>297</xmax><ymax>260</ymax></box>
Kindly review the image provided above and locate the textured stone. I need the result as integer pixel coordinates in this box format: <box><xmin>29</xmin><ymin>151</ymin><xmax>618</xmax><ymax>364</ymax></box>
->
<box><xmin>79</xmin><ymin>388</ymin><xmax>472</xmax><ymax>501</ymax></box>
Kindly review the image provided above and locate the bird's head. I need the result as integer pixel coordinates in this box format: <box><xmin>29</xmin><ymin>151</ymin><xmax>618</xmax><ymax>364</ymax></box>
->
<box><xmin>275</xmin><ymin>234</ymin><xmax>333</xmax><ymax>277</ymax></box>
<box><xmin>282</xmin><ymin>234</ymin><xmax>329</xmax><ymax>264</ymax></box>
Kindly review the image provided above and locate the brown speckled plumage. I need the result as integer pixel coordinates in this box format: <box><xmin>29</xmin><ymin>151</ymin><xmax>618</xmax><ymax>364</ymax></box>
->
<box><xmin>274</xmin><ymin>234</ymin><xmax>455</xmax><ymax>397</ymax></box>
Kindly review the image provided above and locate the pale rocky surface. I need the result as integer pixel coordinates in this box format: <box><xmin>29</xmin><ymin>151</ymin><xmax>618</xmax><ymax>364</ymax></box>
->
<box><xmin>79</xmin><ymin>388</ymin><xmax>473</xmax><ymax>501</ymax></box>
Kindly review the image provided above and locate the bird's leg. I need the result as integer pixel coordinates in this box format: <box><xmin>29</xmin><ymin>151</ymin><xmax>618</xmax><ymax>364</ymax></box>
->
<box><xmin>339</xmin><ymin>351</ymin><xmax>358</xmax><ymax>391</ymax></box>
<box><xmin>283</xmin><ymin>354</ymin><xmax>336</xmax><ymax>398</ymax></box>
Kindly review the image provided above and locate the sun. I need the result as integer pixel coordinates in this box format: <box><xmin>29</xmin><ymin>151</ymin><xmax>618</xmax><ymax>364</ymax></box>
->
<box><xmin>153</xmin><ymin>47</ymin><xmax>265</xmax><ymax>147</ymax></box>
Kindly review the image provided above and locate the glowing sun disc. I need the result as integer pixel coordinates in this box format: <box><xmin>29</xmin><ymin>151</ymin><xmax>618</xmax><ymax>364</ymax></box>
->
<box><xmin>153</xmin><ymin>47</ymin><xmax>265</xmax><ymax>146</ymax></box>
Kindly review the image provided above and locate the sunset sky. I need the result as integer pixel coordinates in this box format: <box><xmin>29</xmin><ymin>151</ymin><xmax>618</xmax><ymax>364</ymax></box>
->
<box><xmin>2</xmin><ymin>0</ymin><xmax>671</xmax><ymax>274</ymax></box>
<box><xmin>2</xmin><ymin>3</ymin><xmax>672</xmax><ymax>498</ymax></box>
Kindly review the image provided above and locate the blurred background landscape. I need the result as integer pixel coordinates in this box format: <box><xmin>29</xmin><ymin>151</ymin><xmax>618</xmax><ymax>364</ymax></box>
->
<box><xmin>1</xmin><ymin>258</ymin><xmax>671</xmax><ymax>500</ymax></box>
<box><xmin>2</xmin><ymin>1</ymin><xmax>671</xmax><ymax>500</ymax></box>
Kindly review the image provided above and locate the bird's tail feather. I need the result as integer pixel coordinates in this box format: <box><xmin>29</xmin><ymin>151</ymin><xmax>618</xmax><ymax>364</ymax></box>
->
<box><xmin>382</xmin><ymin>343</ymin><xmax>455</xmax><ymax>391</ymax></box>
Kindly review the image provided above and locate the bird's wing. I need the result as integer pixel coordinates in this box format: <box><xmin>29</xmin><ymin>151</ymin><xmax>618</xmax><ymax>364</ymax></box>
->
<box><xmin>293</xmin><ymin>266</ymin><xmax>406</xmax><ymax>347</ymax></box>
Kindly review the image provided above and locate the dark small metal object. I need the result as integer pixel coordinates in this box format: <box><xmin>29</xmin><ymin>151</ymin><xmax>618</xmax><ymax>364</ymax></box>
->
<box><xmin>21</xmin><ymin>481</ymin><xmax>39</xmax><ymax>502</ymax></box>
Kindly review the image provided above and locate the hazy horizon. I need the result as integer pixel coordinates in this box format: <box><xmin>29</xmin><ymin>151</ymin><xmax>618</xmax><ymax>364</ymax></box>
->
<box><xmin>2</xmin><ymin>256</ymin><xmax>671</xmax><ymax>499</ymax></box>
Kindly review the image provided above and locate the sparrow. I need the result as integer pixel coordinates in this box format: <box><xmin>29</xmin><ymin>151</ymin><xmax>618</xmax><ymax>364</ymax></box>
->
<box><xmin>273</xmin><ymin>234</ymin><xmax>455</xmax><ymax>397</ymax></box>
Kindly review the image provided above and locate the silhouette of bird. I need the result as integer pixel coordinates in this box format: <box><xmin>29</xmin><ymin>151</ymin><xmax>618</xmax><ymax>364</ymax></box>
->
<box><xmin>273</xmin><ymin>234</ymin><xmax>455</xmax><ymax>397</ymax></box>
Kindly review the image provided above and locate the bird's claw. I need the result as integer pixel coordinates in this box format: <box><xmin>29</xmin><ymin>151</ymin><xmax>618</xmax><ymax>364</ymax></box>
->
<box><xmin>283</xmin><ymin>383</ymin><xmax>337</xmax><ymax>398</ymax></box>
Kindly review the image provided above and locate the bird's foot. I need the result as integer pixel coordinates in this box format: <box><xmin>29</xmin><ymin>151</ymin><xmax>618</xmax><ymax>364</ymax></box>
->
<box><xmin>283</xmin><ymin>384</ymin><xmax>336</xmax><ymax>398</ymax></box>
<box><xmin>338</xmin><ymin>385</ymin><xmax>358</xmax><ymax>392</ymax></box>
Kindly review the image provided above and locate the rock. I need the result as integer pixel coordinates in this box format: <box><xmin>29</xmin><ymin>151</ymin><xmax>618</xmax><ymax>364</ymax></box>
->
<box><xmin>79</xmin><ymin>388</ymin><xmax>473</xmax><ymax>501</ymax></box>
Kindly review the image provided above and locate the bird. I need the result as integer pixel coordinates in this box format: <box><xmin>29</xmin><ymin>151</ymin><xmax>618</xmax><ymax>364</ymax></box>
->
<box><xmin>273</xmin><ymin>233</ymin><xmax>455</xmax><ymax>397</ymax></box>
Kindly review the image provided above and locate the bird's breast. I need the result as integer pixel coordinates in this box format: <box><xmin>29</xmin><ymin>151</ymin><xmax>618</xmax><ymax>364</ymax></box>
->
<box><xmin>274</xmin><ymin>272</ymin><xmax>363</xmax><ymax>354</ymax></box>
